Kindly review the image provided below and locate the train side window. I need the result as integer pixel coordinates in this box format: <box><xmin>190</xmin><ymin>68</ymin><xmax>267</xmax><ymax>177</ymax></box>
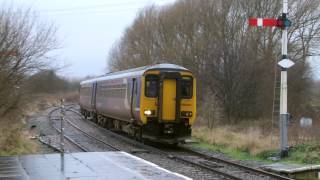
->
<box><xmin>181</xmin><ymin>76</ymin><xmax>193</xmax><ymax>99</ymax></box>
<box><xmin>145</xmin><ymin>75</ymin><xmax>158</xmax><ymax>98</ymax></box>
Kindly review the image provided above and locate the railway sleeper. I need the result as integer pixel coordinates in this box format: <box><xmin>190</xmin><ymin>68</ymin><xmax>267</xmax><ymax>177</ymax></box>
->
<box><xmin>199</xmin><ymin>160</ymin><xmax>224</xmax><ymax>169</ymax></box>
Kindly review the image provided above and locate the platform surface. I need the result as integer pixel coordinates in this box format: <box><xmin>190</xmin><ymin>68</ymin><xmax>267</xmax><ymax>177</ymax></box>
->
<box><xmin>262</xmin><ymin>163</ymin><xmax>320</xmax><ymax>173</ymax></box>
<box><xmin>0</xmin><ymin>152</ymin><xmax>191</xmax><ymax>180</ymax></box>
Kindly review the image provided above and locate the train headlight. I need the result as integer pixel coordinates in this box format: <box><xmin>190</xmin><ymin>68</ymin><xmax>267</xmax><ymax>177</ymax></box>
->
<box><xmin>181</xmin><ymin>111</ymin><xmax>192</xmax><ymax>117</ymax></box>
<box><xmin>144</xmin><ymin>110</ymin><xmax>153</xmax><ymax>116</ymax></box>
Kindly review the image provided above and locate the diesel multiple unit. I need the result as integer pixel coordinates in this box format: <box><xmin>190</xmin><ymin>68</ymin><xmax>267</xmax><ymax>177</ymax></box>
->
<box><xmin>79</xmin><ymin>64</ymin><xmax>196</xmax><ymax>144</ymax></box>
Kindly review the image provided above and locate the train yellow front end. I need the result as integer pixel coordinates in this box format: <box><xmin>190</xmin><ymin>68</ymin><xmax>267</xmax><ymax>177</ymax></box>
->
<box><xmin>139</xmin><ymin>69</ymin><xmax>196</xmax><ymax>144</ymax></box>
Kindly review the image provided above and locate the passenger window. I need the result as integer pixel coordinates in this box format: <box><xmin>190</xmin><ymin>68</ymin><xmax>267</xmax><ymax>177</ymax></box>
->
<box><xmin>181</xmin><ymin>76</ymin><xmax>193</xmax><ymax>99</ymax></box>
<box><xmin>145</xmin><ymin>75</ymin><xmax>158</xmax><ymax>97</ymax></box>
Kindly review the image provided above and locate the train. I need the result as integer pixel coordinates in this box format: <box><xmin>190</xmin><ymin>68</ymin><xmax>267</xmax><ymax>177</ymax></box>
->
<box><xmin>79</xmin><ymin>63</ymin><xmax>196</xmax><ymax>144</ymax></box>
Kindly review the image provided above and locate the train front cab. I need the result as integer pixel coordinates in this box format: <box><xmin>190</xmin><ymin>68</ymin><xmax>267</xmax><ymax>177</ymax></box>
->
<box><xmin>140</xmin><ymin>69</ymin><xmax>196</xmax><ymax>144</ymax></box>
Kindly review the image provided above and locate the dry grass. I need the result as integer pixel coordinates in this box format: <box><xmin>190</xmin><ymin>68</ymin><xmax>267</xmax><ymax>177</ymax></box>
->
<box><xmin>193</xmin><ymin>113</ymin><xmax>320</xmax><ymax>156</ymax></box>
<box><xmin>22</xmin><ymin>92</ymin><xmax>79</xmax><ymax>117</ymax></box>
<box><xmin>0</xmin><ymin>118</ymin><xmax>38</xmax><ymax>156</ymax></box>
<box><xmin>288</xmin><ymin>118</ymin><xmax>320</xmax><ymax>146</ymax></box>
<box><xmin>0</xmin><ymin>93</ymin><xmax>66</xmax><ymax>155</ymax></box>
<box><xmin>22</xmin><ymin>94</ymin><xmax>60</xmax><ymax>117</ymax></box>
<box><xmin>62</xmin><ymin>91</ymin><xmax>79</xmax><ymax>103</ymax></box>
<box><xmin>192</xmin><ymin>124</ymin><xmax>279</xmax><ymax>155</ymax></box>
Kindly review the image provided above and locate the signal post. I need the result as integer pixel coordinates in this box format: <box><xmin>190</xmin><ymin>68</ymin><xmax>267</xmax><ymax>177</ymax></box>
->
<box><xmin>249</xmin><ymin>0</ymin><xmax>294</xmax><ymax>158</ymax></box>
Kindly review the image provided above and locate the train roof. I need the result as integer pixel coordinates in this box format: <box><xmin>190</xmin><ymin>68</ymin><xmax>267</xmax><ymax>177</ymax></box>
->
<box><xmin>80</xmin><ymin>63</ymin><xmax>190</xmax><ymax>85</ymax></box>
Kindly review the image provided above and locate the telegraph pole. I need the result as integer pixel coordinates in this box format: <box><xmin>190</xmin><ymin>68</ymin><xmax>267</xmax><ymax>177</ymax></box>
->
<box><xmin>249</xmin><ymin>0</ymin><xmax>294</xmax><ymax>158</ymax></box>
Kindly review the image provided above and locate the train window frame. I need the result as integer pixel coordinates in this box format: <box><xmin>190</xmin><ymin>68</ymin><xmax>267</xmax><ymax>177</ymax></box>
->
<box><xmin>181</xmin><ymin>76</ymin><xmax>193</xmax><ymax>99</ymax></box>
<box><xmin>145</xmin><ymin>75</ymin><xmax>159</xmax><ymax>98</ymax></box>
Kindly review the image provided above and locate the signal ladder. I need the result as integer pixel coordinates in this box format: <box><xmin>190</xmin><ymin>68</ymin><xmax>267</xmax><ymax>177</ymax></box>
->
<box><xmin>272</xmin><ymin>65</ymin><xmax>281</xmax><ymax>126</ymax></box>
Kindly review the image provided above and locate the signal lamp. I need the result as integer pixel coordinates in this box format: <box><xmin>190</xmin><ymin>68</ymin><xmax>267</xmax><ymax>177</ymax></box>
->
<box><xmin>277</xmin><ymin>17</ymin><xmax>292</xmax><ymax>28</ymax></box>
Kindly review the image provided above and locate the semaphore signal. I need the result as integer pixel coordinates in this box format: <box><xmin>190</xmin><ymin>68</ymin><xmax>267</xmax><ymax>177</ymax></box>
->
<box><xmin>249</xmin><ymin>18</ymin><xmax>278</xmax><ymax>27</ymax></box>
<box><xmin>249</xmin><ymin>0</ymin><xmax>294</xmax><ymax>158</ymax></box>
<box><xmin>249</xmin><ymin>17</ymin><xmax>291</xmax><ymax>28</ymax></box>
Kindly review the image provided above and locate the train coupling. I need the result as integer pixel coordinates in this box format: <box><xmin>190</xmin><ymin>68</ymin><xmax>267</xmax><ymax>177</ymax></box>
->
<box><xmin>163</xmin><ymin>124</ymin><xmax>174</xmax><ymax>134</ymax></box>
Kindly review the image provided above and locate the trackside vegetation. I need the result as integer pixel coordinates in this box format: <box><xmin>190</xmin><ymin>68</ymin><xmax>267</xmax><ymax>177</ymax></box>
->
<box><xmin>0</xmin><ymin>6</ymin><xmax>82</xmax><ymax>155</ymax></box>
<box><xmin>0</xmin><ymin>6</ymin><xmax>58</xmax><ymax>155</ymax></box>
<box><xmin>192</xmin><ymin>127</ymin><xmax>320</xmax><ymax>164</ymax></box>
<box><xmin>0</xmin><ymin>123</ymin><xmax>38</xmax><ymax>156</ymax></box>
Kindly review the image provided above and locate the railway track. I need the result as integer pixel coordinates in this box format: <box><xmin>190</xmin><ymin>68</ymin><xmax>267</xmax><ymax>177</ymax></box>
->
<box><xmin>62</xmin><ymin>108</ymin><xmax>240</xmax><ymax>179</ymax></box>
<box><xmin>47</xmin><ymin>107</ymin><xmax>88</xmax><ymax>152</ymax></box>
<box><xmin>179</xmin><ymin>146</ymin><xmax>293</xmax><ymax>180</ymax></box>
<box><xmin>167</xmin><ymin>147</ymin><xmax>293</xmax><ymax>180</ymax></box>
<box><xmin>64</xmin><ymin>105</ymin><xmax>293</xmax><ymax>180</ymax></box>
<box><xmin>48</xmin><ymin>107</ymin><xmax>120</xmax><ymax>152</ymax></box>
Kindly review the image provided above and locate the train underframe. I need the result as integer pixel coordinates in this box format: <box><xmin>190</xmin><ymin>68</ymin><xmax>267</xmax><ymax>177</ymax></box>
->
<box><xmin>81</xmin><ymin>108</ymin><xmax>192</xmax><ymax>144</ymax></box>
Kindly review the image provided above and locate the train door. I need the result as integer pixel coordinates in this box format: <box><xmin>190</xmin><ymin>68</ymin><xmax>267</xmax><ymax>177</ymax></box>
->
<box><xmin>130</xmin><ymin>78</ymin><xmax>137</xmax><ymax>120</ymax></box>
<box><xmin>159</xmin><ymin>72</ymin><xmax>181</xmax><ymax>122</ymax></box>
<box><xmin>162</xmin><ymin>79</ymin><xmax>176</xmax><ymax>121</ymax></box>
<box><xmin>91</xmin><ymin>82</ymin><xmax>97</xmax><ymax>111</ymax></box>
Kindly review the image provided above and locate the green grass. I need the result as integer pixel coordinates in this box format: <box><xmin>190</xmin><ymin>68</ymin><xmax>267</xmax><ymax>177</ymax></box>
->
<box><xmin>194</xmin><ymin>140</ymin><xmax>271</xmax><ymax>162</ymax></box>
<box><xmin>192</xmin><ymin>138</ymin><xmax>320</xmax><ymax>165</ymax></box>
<box><xmin>283</xmin><ymin>143</ymin><xmax>320</xmax><ymax>164</ymax></box>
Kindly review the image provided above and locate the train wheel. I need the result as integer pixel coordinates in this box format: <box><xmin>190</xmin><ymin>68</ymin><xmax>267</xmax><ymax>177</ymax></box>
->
<box><xmin>97</xmin><ymin>118</ymin><xmax>102</xmax><ymax>126</ymax></box>
<box><xmin>84</xmin><ymin>111</ymin><xmax>88</xmax><ymax>119</ymax></box>
<box><xmin>96</xmin><ymin>115</ymin><xmax>103</xmax><ymax>124</ymax></box>
<box><xmin>92</xmin><ymin>113</ymin><xmax>97</xmax><ymax>123</ymax></box>
<box><xmin>136</xmin><ymin>127</ymin><xmax>143</xmax><ymax>143</ymax></box>
<box><xmin>106</xmin><ymin>119</ymin><xmax>113</xmax><ymax>129</ymax></box>
<box><xmin>114</xmin><ymin>120</ymin><xmax>121</xmax><ymax>130</ymax></box>
<box><xmin>102</xmin><ymin>119</ymin><xmax>108</xmax><ymax>128</ymax></box>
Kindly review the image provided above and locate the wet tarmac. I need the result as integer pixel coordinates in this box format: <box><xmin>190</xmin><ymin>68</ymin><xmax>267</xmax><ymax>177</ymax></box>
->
<box><xmin>0</xmin><ymin>152</ymin><xmax>191</xmax><ymax>180</ymax></box>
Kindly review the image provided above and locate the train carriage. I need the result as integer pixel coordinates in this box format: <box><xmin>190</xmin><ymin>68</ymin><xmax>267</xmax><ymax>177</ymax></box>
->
<box><xmin>79</xmin><ymin>64</ymin><xmax>196</xmax><ymax>144</ymax></box>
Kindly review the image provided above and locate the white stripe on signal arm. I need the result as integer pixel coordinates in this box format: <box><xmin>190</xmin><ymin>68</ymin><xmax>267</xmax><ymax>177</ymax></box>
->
<box><xmin>257</xmin><ymin>18</ymin><xmax>263</xmax><ymax>26</ymax></box>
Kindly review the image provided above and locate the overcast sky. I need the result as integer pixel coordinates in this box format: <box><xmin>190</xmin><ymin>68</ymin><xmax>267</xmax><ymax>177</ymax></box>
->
<box><xmin>1</xmin><ymin>0</ymin><xmax>320</xmax><ymax>79</ymax></box>
<box><xmin>2</xmin><ymin>0</ymin><xmax>175</xmax><ymax>78</ymax></box>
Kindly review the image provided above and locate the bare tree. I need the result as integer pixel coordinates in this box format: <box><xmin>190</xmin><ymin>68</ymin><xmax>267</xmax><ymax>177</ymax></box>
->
<box><xmin>107</xmin><ymin>0</ymin><xmax>320</xmax><ymax>123</ymax></box>
<box><xmin>0</xmin><ymin>7</ymin><xmax>58</xmax><ymax>116</ymax></box>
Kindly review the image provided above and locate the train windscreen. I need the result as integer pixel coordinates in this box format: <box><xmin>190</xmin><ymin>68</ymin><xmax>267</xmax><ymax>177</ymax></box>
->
<box><xmin>181</xmin><ymin>76</ymin><xmax>193</xmax><ymax>99</ymax></box>
<box><xmin>145</xmin><ymin>75</ymin><xmax>159</xmax><ymax>97</ymax></box>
